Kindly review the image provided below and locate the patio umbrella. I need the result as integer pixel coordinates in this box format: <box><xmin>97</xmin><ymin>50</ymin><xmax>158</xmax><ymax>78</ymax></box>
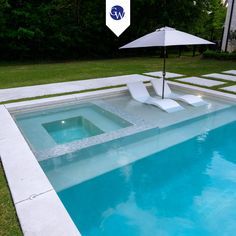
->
<box><xmin>120</xmin><ymin>26</ymin><xmax>214</xmax><ymax>99</ymax></box>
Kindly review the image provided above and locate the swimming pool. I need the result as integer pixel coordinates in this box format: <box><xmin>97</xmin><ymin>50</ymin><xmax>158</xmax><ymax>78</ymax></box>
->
<box><xmin>52</xmin><ymin>119</ymin><xmax>236</xmax><ymax>236</ymax></box>
<box><xmin>11</xmin><ymin>93</ymin><xmax>236</xmax><ymax>236</ymax></box>
<box><xmin>21</xmin><ymin>103</ymin><xmax>235</xmax><ymax>236</ymax></box>
<box><xmin>2</xmin><ymin>84</ymin><xmax>235</xmax><ymax>235</ymax></box>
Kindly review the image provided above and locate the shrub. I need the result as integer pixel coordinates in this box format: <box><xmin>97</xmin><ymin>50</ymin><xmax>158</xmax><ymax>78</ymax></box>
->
<box><xmin>203</xmin><ymin>50</ymin><xmax>236</xmax><ymax>60</ymax></box>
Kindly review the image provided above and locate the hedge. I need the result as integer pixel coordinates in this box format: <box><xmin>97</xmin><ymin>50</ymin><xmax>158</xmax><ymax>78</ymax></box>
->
<box><xmin>203</xmin><ymin>50</ymin><xmax>236</xmax><ymax>60</ymax></box>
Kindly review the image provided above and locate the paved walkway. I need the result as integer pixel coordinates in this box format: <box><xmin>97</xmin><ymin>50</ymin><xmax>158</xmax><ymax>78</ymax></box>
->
<box><xmin>203</xmin><ymin>73</ymin><xmax>236</xmax><ymax>82</ymax></box>
<box><xmin>223</xmin><ymin>70</ymin><xmax>236</xmax><ymax>75</ymax></box>
<box><xmin>176</xmin><ymin>77</ymin><xmax>225</xmax><ymax>87</ymax></box>
<box><xmin>145</xmin><ymin>71</ymin><xmax>236</xmax><ymax>93</ymax></box>
<box><xmin>221</xmin><ymin>85</ymin><xmax>236</xmax><ymax>93</ymax></box>
<box><xmin>1</xmin><ymin>70</ymin><xmax>235</xmax><ymax>103</ymax></box>
<box><xmin>0</xmin><ymin>74</ymin><xmax>150</xmax><ymax>102</ymax></box>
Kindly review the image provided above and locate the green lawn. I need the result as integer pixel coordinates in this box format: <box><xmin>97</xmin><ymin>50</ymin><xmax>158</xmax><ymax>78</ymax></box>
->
<box><xmin>0</xmin><ymin>56</ymin><xmax>235</xmax><ymax>89</ymax></box>
<box><xmin>0</xmin><ymin>163</ymin><xmax>22</xmax><ymax>236</ymax></box>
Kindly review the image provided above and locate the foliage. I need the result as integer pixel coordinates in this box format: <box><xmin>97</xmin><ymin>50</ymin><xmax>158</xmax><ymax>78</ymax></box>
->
<box><xmin>229</xmin><ymin>30</ymin><xmax>236</xmax><ymax>40</ymax></box>
<box><xmin>203</xmin><ymin>50</ymin><xmax>236</xmax><ymax>60</ymax></box>
<box><xmin>201</xmin><ymin>0</ymin><xmax>226</xmax><ymax>41</ymax></box>
<box><xmin>0</xmin><ymin>0</ymin><xmax>227</xmax><ymax>59</ymax></box>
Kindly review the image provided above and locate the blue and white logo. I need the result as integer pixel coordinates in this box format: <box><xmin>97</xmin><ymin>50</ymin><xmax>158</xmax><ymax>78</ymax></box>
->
<box><xmin>106</xmin><ymin>0</ymin><xmax>130</xmax><ymax>37</ymax></box>
<box><xmin>110</xmin><ymin>5</ymin><xmax>125</xmax><ymax>20</ymax></box>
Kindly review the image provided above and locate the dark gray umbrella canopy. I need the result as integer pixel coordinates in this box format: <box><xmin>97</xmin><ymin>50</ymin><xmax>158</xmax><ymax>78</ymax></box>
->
<box><xmin>120</xmin><ymin>27</ymin><xmax>214</xmax><ymax>98</ymax></box>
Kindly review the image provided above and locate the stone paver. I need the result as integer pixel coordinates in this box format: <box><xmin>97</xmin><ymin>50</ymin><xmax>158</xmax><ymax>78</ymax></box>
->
<box><xmin>144</xmin><ymin>71</ymin><xmax>184</xmax><ymax>78</ymax></box>
<box><xmin>0</xmin><ymin>74</ymin><xmax>151</xmax><ymax>102</ymax></box>
<box><xmin>222</xmin><ymin>70</ymin><xmax>236</xmax><ymax>75</ymax></box>
<box><xmin>203</xmin><ymin>73</ymin><xmax>236</xmax><ymax>81</ymax></box>
<box><xmin>0</xmin><ymin>106</ymin><xmax>53</xmax><ymax>203</ymax></box>
<box><xmin>15</xmin><ymin>190</ymin><xmax>80</xmax><ymax>236</ymax></box>
<box><xmin>176</xmin><ymin>77</ymin><xmax>225</xmax><ymax>87</ymax></box>
<box><xmin>221</xmin><ymin>85</ymin><xmax>236</xmax><ymax>93</ymax></box>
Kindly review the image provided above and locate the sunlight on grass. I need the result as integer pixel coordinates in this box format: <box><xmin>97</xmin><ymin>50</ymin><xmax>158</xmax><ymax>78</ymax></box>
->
<box><xmin>0</xmin><ymin>56</ymin><xmax>235</xmax><ymax>89</ymax></box>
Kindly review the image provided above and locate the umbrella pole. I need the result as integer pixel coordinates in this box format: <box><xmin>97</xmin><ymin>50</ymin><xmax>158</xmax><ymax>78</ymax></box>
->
<box><xmin>162</xmin><ymin>47</ymin><xmax>166</xmax><ymax>99</ymax></box>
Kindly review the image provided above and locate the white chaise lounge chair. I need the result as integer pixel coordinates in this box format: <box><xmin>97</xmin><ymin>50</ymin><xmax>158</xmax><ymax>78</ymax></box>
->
<box><xmin>151</xmin><ymin>79</ymin><xmax>206</xmax><ymax>107</ymax></box>
<box><xmin>127</xmin><ymin>82</ymin><xmax>184</xmax><ymax>113</ymax></box>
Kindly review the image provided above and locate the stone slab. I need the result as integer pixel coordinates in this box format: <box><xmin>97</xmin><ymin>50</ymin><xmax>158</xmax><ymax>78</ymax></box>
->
<box><xmin>203</xmin><ymin>73</ymin><xmax>236</xmax><ymax>81</ymax></box>
<box><xmin>0</xmin><ymin>74</ymin><xmax>151</xmax><ymax>102</ymax></box>
<box><xmin>222</xmin><ymin>70</ymin><xmax>236</xmax><ymax>75</ymax></box>
<box><xmin>176</xmin><ymin>77</ymin><xmax>225</xmax><ymax>87</ymax></box>
<box><xmin>0</xmin><ymin>105</ymin><xmax>53</xmax><ymax>203</ymax></box>
<box><xmin>144</xmin><ymin>71</ymin><xmax>184</xmax><ymax>78</ymax></box>
<box><xmin>15</xmin><ymin>190</ymin><xmax>80</xmax><ymax>236</ymax></box>
<box><xmin>221</xmin><ymin>85</ymin><xmax>236</xmax><ymax>93</ymax></box>
<box><xmin>5</xmin><ymin>87</ymin><xmax>128</xmax><ymax>111</ymax></box>
<box><xmin>0</xmin><ymin>105</ymin><xmax>81</xmax><ymax>235</ymax></box>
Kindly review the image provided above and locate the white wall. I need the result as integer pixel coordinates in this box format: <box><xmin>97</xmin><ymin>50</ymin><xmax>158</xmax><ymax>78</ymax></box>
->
<box><xmin>221</xmin><ymin>0</ymin><xmax>236</xmax><ymax>52</ymax></box>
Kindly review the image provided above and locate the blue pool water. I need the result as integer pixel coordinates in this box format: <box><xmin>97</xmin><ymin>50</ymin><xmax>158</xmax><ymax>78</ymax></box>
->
<box><xmin>43</xmin><ymin>116</ymin><xmax>104</xmax><ymax>144</ymax></box>
<box><xmin>14</xmin><ymin>103</ymin><xmax>131</xmax><ymax>152</ymax></box>
<box><xmin>40</xmin><ymin>118</ymin><xmax>236</xmax><ymax>235</ymax></box>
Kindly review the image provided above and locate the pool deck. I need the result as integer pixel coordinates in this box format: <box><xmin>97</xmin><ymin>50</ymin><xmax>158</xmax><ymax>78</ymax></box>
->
<box><xmin>1</xmin><ymin>70</ymin><xmax>236</xmax><ymax>104</ymax></box>
<box><xmin>0</xmin><ymin>105</ymin><xmax>81</xmax><ymax>236</ymax></box>
<box><xmin>0</xmin><ymin>74</ymin><xmax>151</xmax><ymax>102</ymax></box>
<box><xmin>0</xmin><ymin>81</ymin><xmax>236</xmax><ymax>235</ymax></box>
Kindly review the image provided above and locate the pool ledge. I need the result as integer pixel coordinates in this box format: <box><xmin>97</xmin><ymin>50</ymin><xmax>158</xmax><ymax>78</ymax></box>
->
<box><xmin>0</xmin><ymin>105</ymin><xmax>81</xmax><ymax>236</ymax></box>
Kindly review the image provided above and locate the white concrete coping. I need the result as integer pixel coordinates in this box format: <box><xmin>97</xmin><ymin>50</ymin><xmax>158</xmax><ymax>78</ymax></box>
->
<box><xmin>176</xmin><ymin>77</ymin><xmax>225</xmax><ymax>87</ymax></box>
<box><xmin>220</xmin><ymin>85</ymin><xmax>236</xmax><ymax>93</ymax></box>
<box><xmin>15</xmin><ymin>190</ymin><xmax>80</xmax><ymax>236</ymax></box>
<box><xmin>0</xmin><ymin>74</ymin><xmax>151</xmax><ymax>102</ymax></box>
<box><xmin>0</xmin><ymin>105</ymin><xmax>81</xmax><ymax>235</ymax></box>
<box><xmin>222</xmin><ymin>70</ymin><xmax>236</xmax><ymax>75</ymax></box>
<box><xmin>0</xmin><ymin>106</ymin><xmax>52</xmax><ymax>203</ymax></box>
<box><xmin>6</xmin><ymin>80</ymin><xmax>236</xmax><ymax>113</ymax></box>
<box><xmin>5</xmin><ymin>87</ymin><xmax>129</xmax><ymax>111</ymax></box>
<box><xmin>203</xmin><ymin>73</ymin><xmax>236</xmax><ymax>81</ymax></box>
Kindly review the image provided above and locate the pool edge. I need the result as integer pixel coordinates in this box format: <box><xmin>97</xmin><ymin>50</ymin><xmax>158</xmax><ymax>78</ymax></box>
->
<box><xmin>0</xmin><ymin>105</ymin><xmax>81</xmax><ymax>236</ymax></box>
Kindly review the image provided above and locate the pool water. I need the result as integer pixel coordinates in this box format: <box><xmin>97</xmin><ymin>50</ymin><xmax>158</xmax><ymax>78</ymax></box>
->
<box><xmin>40</xmin><ymin>117</ymin><xmax>236</xmax><ymax>235</ymax></box>
<box><xmin>43</xmin><ymin>116</ymin><xmax>104</xmax><ymax>144</ymax></box>
<box><xmin>13</xmin><ymin>99</ymin><xmax>236</xmax><ymax>236</ymax></box>
<box><xmin>14</xmin><ymin>103</ymin><xmax>132</xmax><ymax>152</ymax></box>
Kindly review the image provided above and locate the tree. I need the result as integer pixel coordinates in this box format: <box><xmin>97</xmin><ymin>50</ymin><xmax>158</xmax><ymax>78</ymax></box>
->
<box><xmin>0</xmin><ymin>0</ymin><xmax>227</xmax><ymax>59</ymax></box>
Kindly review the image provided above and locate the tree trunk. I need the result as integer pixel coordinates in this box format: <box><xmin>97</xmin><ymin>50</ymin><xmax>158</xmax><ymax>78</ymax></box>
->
<box><xmin>75</xmin><ymin>0</ymin><xmax>81</xmax><ymax>24</ymax></box>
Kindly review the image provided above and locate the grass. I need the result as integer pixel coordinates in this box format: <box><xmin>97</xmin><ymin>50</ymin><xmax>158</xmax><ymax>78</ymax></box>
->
<box><xmin>0</xmin><ymin>55</ymin><xmax>236</xmax><ymax>89</ymax></box>
<box><xmin>0</xmin><ymin>163</ymin><xmax>22</xmax><ymax>236</ymax></box>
